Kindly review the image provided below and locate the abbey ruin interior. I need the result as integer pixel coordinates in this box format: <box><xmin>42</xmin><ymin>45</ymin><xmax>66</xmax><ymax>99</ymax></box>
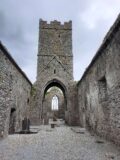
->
<box><xmin>0</xmin><ymin>13</ymin><xmax>120</xmax><ymax>151</ymax></box>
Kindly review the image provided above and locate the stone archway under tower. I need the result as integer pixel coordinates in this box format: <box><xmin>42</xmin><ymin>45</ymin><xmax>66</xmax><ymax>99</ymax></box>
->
<box><xmin>41</xmin><ymin>79</ymin><xmax>68</xmax><ymax>125</ymax></box>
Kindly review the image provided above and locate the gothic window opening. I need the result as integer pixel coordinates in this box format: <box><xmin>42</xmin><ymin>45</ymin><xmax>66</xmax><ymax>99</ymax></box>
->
<box><xmin>51</xmin><ymin>95</ymin><xmax>58</xmax><ymax>110</ymax></box>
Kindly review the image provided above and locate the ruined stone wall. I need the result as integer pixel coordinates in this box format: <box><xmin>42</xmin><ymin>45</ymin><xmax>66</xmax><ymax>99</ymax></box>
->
<box><xmin>77</xmin><ymin>15</ymin><xmax>120</xmax><ymax>145</ymax></box>
<box><xmin>0</xmin><ymin>43</ymin><xmax>32</xmax><ymax>138</ymax></box>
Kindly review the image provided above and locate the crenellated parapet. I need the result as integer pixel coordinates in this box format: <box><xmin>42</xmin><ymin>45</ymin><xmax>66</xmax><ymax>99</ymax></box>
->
<box><xmin>40</xmin><ymin>19</ymin><xmax>72</xmax><ymax>30</ymax></box>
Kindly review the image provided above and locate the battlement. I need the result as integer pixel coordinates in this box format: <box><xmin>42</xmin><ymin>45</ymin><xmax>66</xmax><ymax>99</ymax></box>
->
<box><xmin>40</xmin><ymin>19</ymin><xmax>72</xmax><ymax>30</ymax></box>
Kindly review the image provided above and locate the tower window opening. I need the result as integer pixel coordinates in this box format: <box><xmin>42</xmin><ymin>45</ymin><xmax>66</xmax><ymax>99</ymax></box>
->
<box><xmin>52</xmin><ymin>95</ymin><xmax>58</xmax><ymax>110</ymax></box>
<box><xmin>54</xmin><ymin>69</ymin><xmax>56</xmax><ymax>74</ymax></box>
<box><xmin>27</xmin><ymin>98</ymin><xmax>29</xmax><ymax>104</ymax></box>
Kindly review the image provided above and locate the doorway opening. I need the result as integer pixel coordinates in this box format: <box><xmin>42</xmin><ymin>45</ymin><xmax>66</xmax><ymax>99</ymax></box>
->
<box><xmin>42</xmin><ymin>79</ymin><xmax>67</xmax><ymax>125</ymax></box>
<box><xmin>9</xmin><ymin>108</ymin><xmax>16</xmax><ymax>134</ymax></box>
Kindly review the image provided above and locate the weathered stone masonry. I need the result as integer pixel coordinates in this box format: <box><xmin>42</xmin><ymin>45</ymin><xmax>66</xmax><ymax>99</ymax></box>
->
<box><xmin>77</xmin><ymin>14</ymin><xmax>120</xmax><ymax>145</ymax></box>
<box><xmin>30</xmin><ymin>20</ymin><xmax>79</xmax><ymax>126</ymax></box>
<box><xmin>0</xmin><ymin>42</ymin><xmax>32</xmax><ymax>138</ymax></box>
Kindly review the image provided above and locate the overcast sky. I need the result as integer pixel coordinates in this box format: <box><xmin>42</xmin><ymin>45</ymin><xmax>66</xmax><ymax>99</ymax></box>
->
<box><xmin>0</xmin><ymin>0</ymin><xmax>120</xmax><ymax>83</ymax></box>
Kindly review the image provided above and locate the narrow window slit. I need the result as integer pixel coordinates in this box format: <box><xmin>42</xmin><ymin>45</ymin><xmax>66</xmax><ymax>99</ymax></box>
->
<box><xmin>54</xmin><ymin>69</ymin><xmax>56</xmax><ymax>74</ymax></box>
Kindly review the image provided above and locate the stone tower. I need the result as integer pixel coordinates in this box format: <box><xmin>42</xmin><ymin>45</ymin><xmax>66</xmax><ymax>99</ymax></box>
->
<box><xmin>37</xmin><ymin>19</ymin><xmax>73</xmax><ymax>82</ymax></box>
<box><xmin>30</xmin><ymin>20</ymin><xmax>79</xmax><ymax>125</ymax></box>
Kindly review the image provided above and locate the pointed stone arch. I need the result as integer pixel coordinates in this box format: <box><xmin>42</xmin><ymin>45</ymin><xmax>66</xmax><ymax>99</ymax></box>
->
<box><xmin>42</xmin><ymin>79</ymin><xmax>67</xmax><ymax>105</ymax></box>
<box><xmin>41</xmin><ymin>79</ymin><xmax>68</xmax><ymax>123</ymax></box>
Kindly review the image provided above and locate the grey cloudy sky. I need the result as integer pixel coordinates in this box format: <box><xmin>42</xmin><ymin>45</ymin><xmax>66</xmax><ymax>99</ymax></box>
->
<box><xmin>0</xmin><ymin>0</ymin><xmax>120</xmax><ymax>83</ymax></box>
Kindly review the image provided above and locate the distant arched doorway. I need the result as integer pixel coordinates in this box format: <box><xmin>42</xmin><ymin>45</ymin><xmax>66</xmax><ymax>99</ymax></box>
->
<box><xmin>41</xmin><ymin>79</ymin><xmax>67</xmax><ymax>124</ymax></box>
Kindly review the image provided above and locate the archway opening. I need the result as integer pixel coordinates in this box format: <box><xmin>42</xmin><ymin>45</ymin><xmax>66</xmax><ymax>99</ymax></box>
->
<box><xmin>9</xmin><ymin>108</ymin><xmax>16</xmax><ymax>134</ymax></box>
<box><xmin>42</xmin><ymin>79</ymin><xmax>67</xmax><ymax>125</ymax></box>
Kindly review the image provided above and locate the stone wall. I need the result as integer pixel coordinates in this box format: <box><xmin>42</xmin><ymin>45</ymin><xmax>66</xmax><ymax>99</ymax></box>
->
<box><xmin>0</xmin><ymin>42</ymin><xmax>32</xmax><ymax>138</ymax></box>
<box><xmin>77</xmin><ymin>14</ymin><xmax>120</xmax><ymax>145</ymax></box>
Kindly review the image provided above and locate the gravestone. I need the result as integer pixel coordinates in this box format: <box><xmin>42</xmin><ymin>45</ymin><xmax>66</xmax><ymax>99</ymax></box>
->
<box><xmin>22</xmin><ymin>117</ymin><xmax>30</xmax><ymax>131</ymax></box>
